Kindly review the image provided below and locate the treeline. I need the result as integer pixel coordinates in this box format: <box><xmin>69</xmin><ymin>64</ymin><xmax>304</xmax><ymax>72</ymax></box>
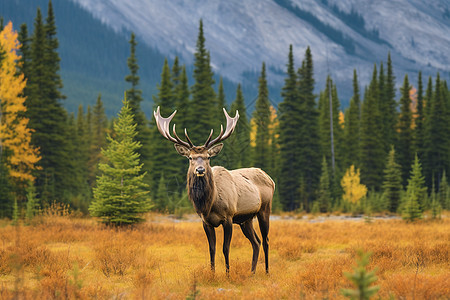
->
<box><xmin>0</xmin><ymin>2</ymin><xmax>449</xmax><ymax>219</ymax></box>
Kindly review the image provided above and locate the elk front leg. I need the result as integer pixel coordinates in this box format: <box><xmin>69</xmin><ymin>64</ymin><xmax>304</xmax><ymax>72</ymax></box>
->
<box><xmin>203</xmin><ymin>222</ymin><xmax>216</xmax><ymax>271</ymax></box>
<box><xmin>222</xmin><ymin>220</ymin><xmax>233</xmax><ymax>273</ymax></box>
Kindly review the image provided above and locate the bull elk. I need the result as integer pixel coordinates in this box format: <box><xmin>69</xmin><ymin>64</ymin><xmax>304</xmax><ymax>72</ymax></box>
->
<box><xmin>154</xmin><ymin>107</ymin><xmax>275</xmax><ymax>273</ymax></box>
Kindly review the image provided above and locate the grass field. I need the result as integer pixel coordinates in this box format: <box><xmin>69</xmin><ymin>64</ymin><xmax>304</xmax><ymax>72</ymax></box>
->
<box><xmin>0</xmin><ymin>210</ymin><xmax>449</xmax><ymax>299</ymax></box>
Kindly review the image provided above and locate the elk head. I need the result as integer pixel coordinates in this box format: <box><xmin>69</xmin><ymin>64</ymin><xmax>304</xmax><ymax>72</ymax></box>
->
<box><xmin>153</xmin><ymin>106</ymin><xmax>239</xmax><ymax>177</ymax></box>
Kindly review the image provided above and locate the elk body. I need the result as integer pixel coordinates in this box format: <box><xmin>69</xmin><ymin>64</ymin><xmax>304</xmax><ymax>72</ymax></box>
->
<box><xmin>154</xmin><ymin>107</ymin><xmax>275</xmax><ymax>273</ymax></box>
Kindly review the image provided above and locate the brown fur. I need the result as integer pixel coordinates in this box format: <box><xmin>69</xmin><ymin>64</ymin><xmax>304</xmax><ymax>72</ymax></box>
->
<box><xmin>184</xmin><ymin>147</ymin><xmax>275</xmax><ymax>273</ymax></box>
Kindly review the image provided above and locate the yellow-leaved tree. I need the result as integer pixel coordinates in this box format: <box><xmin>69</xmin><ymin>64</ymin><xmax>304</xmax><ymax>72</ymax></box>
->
<box><xmin>0</xmin><ymin>21</ymin><xmax>40</xmax><ymax>189</ymax></box>
<box><xmin>341</xmin><ymin>165</ymin><xmax>367</xmax><ymax>204</ymax></box>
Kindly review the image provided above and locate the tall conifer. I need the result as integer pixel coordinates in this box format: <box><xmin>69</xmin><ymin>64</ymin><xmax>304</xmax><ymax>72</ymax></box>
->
<box><xmin>149</xmin><ymin>59</ymin><xmax>182</xmax><ymax>202</ymax></box>
<box><xmin>226</xmin><ymin>84</ymin><xmax>250</xmax><ymax>169</ymax></box>
<box><xmin>90</xmin><ymin>100</ymin><xmax>151</xmax><ymax>225</ymax></box>
<box><xmin>423</xmin><ymin>74</ymin><xmax>448</xmax><ymax>188</ymax></box>
<box><xmin>26</xmin><ymin>5</ymin><xmax>72</xmax><ymax>203</ymax></box>
<box><xmin>360</xmin><ymin>65</ymin><xmax>385</xmax><ymax>190</ymax></box>
<box><xmin>343</xmin><ymin>70</ymin><xmax>361</xmax><ymax>169</ymax></box>
<box><xmin>125</xmin><ymin>32</ymin><xmax>152</xmax><ymax>181</ymax></box>
<box><xmin>279</xmin><ymin>45</ymin><xmax>300</xmax><ymax>210</ymax></box>
<box><xmin>396</xmin><ymin>75</ymin><xmax>413</xmax><ymax>185</ymax></box>
<box><xmin>253</xmin><ymin>62</ymin><xmax>271</xmax><ymax>171</ymax></box>
<box><xmin>190</xmin><ymin>19</ymin><xmax>217</xmax><ymax>145</ymax></box>
<box><xmin>382</xmin><ymin>147</ymin><xmax>403</xmax><ymax>213</ymax></box>
<box><xmin>415</xmin><ymin>71</ymin><xmax>425</xmax><ymax>159</ymax></box>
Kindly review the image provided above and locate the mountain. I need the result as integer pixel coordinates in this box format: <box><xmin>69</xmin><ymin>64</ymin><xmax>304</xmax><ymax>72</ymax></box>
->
<box><xmin>72</xmin><ymin>0</ymin><xmax>450</xmax><ymax>105</ymax></box>
<box><xmin>2</xmin><ymin>0</ymin><xmax>449</xmax><ymax>114</ymax></box>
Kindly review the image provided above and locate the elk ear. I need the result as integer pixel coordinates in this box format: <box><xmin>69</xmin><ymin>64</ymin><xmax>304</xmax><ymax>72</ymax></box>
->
<box><xmin>174</xmin><ymin>144</ymin><xmax>190</xmax><ymax>157</ymax></box>
<box><xmin>208</xmin><ymin>143</ymin><xmax>223</xmax><ymax>157</ymax></box>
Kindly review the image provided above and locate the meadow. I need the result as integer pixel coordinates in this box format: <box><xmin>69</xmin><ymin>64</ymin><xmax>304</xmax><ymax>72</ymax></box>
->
<box><xmin>0</xmin><ymin>208</ymin><xmax>449</xmax><ymax>299</ymax></box>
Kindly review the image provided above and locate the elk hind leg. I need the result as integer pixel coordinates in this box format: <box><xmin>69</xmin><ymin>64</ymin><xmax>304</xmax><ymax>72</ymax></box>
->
<box><xmin>257</xmin><ymin>208</ymin><xmax>270</xmax><ymax>274</ymax></box>
<box><xmin>240</xmin><ymin>219</ymin><xmax>261</xmax><ymax>273</ymax></box>
<box><xmin>222</xmin><ymin>221</ymin><xmax>233</xmax><ymax>273</ymax></box>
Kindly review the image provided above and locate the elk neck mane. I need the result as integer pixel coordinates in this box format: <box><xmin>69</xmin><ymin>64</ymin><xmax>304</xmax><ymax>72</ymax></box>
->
<box><xmin>187</xmin><ymin>170</ymin><xmax>215</xmax><ymax>216</ymax></box>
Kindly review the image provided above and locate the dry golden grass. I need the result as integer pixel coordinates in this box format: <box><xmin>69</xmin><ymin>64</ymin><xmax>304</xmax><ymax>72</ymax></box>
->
<box><xmin>0</xmin><ymin>212</ymin><xmax>449</xmax><ymax>299</ymax></box>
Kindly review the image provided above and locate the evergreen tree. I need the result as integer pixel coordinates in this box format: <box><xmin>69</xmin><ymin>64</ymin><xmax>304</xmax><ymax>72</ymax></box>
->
<box><xmin>26</xmin><ymin>6</ymin><xmax>72</xmax><ymax>204</ymax></box>
<box><xmin>404</xmin><ymin>154</ymin><xmax>427</xmax><ymax>215</ymax></box>
<box><xmin>297</xmin><ymin>47</ymin><xmax>321</xmax><ymax>209</ymax></box>
<box><xmin>226</xmin><ymin>84</ymin><xmax>250</xmax><ymax>169</ymax></box>
<box><xmin>396</xmin><ymin>75</ymin><xmax>413</xmax><ymax>185</ymax></box>
<box><xmin>318</xmin><ymin>75</ymin><xmax>342</xmax><ymax>172</ymax></box>
<box><xmin>90</xmin><ymin>100</ymin><xmax>151</xmax><ymax>225</ymax></box>
<box><xmin>343</xmin><ymin>70</ymin><xmax>361</xmax><ymax>169</ymax></box>
<box><xmin>216</xmin><ymin>77</ymin><xmax>227</xmax><ymax>127</ymax></box>
<box><xmin>439</xmin><ymin>171</ymin><xmax>449</xmax><ymax>209</ymax></box>
<box><xmin>189</xmin><ymin>19</ymin><xmax>217</xmax><ymax>145</ymax></box>
<box><xmin>383</xmin><ymin>53</ymin><xmax>397</xmax><ymax>151</ymax></box>
<box><xmin>415</xmin><ymin>71</ymin><xmax>425</xmax><ymax>159</ymax></box>
<box><xmin>149</xmin><ymin>59</ymin><xmax>182</xmax><ymax>202</ymax></box>
<box><xmin>125</xmin><ymin>32</ymin><xmax>152</xmax><ymax>182</ymax></box>
<box><xmin>172</xmin><ymin>64</ymin><xmax>190</xmax><ymax>177</ymax></box>
<box><xmin>423</xmin><ymin>74</ymin><xmax>449</xmax><ymax>188</ymax></box>
<box><xmin>360</xmin><ymin>65</ymin><xmax>385</xmax><ymax>190</ymax></box>
<box><xmin>278</xmin><ymin>45</ymin><xmax>300</xmax><ymax>210</ymax></box>
<box><xmin>155</xmin><ymin>174</ymin><xmax>168</xmax><ymax>212</ymax></box>
<box><xmin>172</xmin><ymin>61</ymin><xmax>190</xmax><ymax>128</ymax></box>
<box><xmin>382</xmin><ymin>147</ymin><xmax>403</xmax><ymax>213</ymax></box>
<box><xmin>341</xmin><ymin>250</ymin><xmax>380</xmax><ymax>300</ymax></box>
<box><xmin>18</xmin><ymin>24</ymin><xmax>30</xmax><ymax>81</ymax></box>
<box><xmin>88</xmin><ymin>94</ymin><xmax>108</xmax><ymax>188</ymax></box>
<box><xmin>317</xmin><ymin>157</ymin><xmax>331</xmax><ymax>213</ymax></box>
<box><xmin>253</xmin><ymin>62</ymin><xmax>272</xmax><ymax>171</ymax></box>
<box><xmin>213</xmin><ymin>77</ymin><xmax>230</xmax><ymax>168</ymax></box>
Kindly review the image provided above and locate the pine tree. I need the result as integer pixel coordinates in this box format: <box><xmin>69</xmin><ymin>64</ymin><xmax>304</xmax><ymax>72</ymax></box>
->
<box><xmin>216</xmin><ymin>77</ymin><xmax>227</xmax><ymax>127</ymax></box>
<box><xmin>17</xmin><ymin>23</ymin><xmax>30</xmax><ymax>82</ymax></box>
<box><xmin>125</xmin><ymin>32</ymin><xmax>152</xmax><ymax>183</ymax></box>
<box><xmin>172</xmin><ymin>64</ymin><xmax>190</xmax><ymax>129</ymax></box>
<box><xmin>297</xmin><ymin>47</ymin><xmax>321</xmax><ymax>209</ymax></box>
<box><xmin>26</xmin><ymin>6</ymin><xmax>72</xmax><ymax>203</ymax></box>
<box><xmin>360</xmin><ymin>65</ymin><xmax>385</xmax><ymax>190</ymax></box>
<box><xmin>317</xmin><ymin>157</ymin><xmax>331</xmax><ymax>213</ymax></box>
<box><xmin>382</xmin><ymin>53</ymin><xmax>397</xmax><ymax>150</ymax></box>
<box><xmin>382</xmin><ymin>147</ymin><xmax>403</xmax><ymax>213</ymax></box>
<box><xmin>88</xmin><ymin>94</ymin><xmax>107</xmax><ymax>187</ymax></box>
<box><xmin>341</xmin><ymin>250</ymin><xmax>380</xmax><ymax>300</ymax></box>
<box><xmin>404</xmin><ymin>154</ymin><xmax>427</xmax><ymax>216</ymax></box>
<box><xmin>343</xmin><ymin>70</ymin><xmax>361</xmax><ymax>169</ymax></box>
<box><xmin>253</xmin><ymin>62</ymin><xmax>272</xmax><ymax>171</ymax></box>
<box><xmin>149</xmin><ymin>59</ymin><xmax>182</xmax><ymax>202</ymax></box>
<box><xmin>278</xmin><ymin>45</ymin><xmax>300</xmax><ymax>210</ymax></box>
<box><xmin>318</xmin><ymin>75</ymin><xmax>342</xmax><ymax>172</ymax></box>
<box><xmin>213</xmin><ymin>77</ymin><xmax>229</xmax><ymax>168</ymax></box>
<box><xmin>415</xmin><ymin>71</ymin><xmax>425</xmax><ymax>159</ymax></box>
<box><xmin>423</xmin><ymin>74</ymin><xmax>449</xmax><ymax>188</ymax></box>
<box><xmin>90</xmin><ymin>99</ymin><xmax>151</xmax><ymax>225</ymax></box>
<box><xmin>439</xmin><ymin>171</ymin><xmax>449</xmax><ymax>209</ymax></box>
<box><xmin>396</xmin><ymin>75</ymin><xmax>413</xmax><ymax>185</ymax></box>
<box><xmin>155</xmin><ymin>174</ymin><xmax>168</xmax><ymax>212</ymax></box>
<box><xmin>189</xmin><ymin>19</ymin><xmax>217</xmax><ymax>145</ymax></box>
<box><xmin>226</xmin><ymin>84</ymin><xmax>250</xmax><ymax>169</ymax></box>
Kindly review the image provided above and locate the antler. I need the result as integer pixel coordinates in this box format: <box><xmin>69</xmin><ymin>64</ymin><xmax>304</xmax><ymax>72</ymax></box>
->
<box><xmin>154</xmin><ymin>106</ymin><xmax>193</xmax><ymax>148</ymax></box>
<box><xmin>204</xmin><ymin>108</ymin><xmax>239</xmax><ymax>148</ymax></box>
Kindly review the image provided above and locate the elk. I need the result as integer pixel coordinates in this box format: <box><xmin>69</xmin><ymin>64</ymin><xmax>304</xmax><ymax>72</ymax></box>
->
<box><xmin>154</xmin><ymin>107</ymin><xmax>274</xmax><ymax>273</ymax></box>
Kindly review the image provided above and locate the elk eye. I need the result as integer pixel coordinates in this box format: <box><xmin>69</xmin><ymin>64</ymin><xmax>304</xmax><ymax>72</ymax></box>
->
<box><xmin>188</xmin><ymin>156</ymin><xmax>193</xmax><ymax>160</ymax></box>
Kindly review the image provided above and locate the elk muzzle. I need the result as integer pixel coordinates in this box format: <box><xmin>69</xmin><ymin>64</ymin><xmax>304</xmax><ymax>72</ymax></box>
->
<box><xmin>195</xmin><ymin>166</ymin><xmax>206</xmax><ymax>177</ymax></box>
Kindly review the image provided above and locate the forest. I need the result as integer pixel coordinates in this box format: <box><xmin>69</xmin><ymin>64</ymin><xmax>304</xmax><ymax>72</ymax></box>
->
<box><xmin>1</xmin><ymin>1</ymin><xmax>449</xmax><ymax>222</ymax></box>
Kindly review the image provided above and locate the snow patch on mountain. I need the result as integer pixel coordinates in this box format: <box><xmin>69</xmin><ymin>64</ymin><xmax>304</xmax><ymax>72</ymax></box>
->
<box><xmin>71</xmin><ymin>0</ymin><xmax>449</xmax><ymax>101</ymax></box>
